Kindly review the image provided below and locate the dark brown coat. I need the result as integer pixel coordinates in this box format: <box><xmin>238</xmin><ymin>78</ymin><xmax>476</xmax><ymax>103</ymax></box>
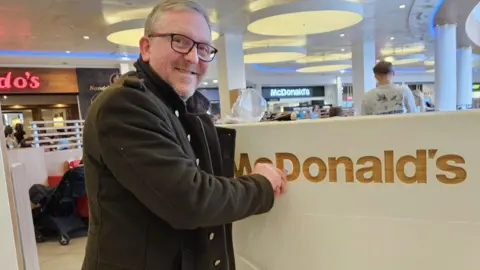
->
<box><xmin>81</xmin><ymin>60</ymin><xmax>274</xmax><ymax>270</ymax></box>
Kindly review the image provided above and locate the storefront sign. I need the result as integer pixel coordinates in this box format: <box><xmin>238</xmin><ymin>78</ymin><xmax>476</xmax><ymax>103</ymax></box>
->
<box><xmin>230</xmin><ymin>110</ymin><xmax>479</xmax><ymax>270</ymax></box>
<box><xmin>76</xmin><ymin>68</ymin><xmax>120</xmax><ymax>118</ymax></box>
<box><xmin>270</xmin><ymin>88</ymin><xmax>311</xmax><ymax>97</ymax></box>
<box><xmin>0</xmin><ymin>71</ymin><xmax>40</xmax><ymax>89</ymax></box>
<box><xmin>0</xmin><ymin>68</ymin><xmax>78</xmax><ymax>94</ymax></box>
<box><xmin>262</xmin><ymin>86</ymin><xmax>324</xmax><ymax>99</ymax></box>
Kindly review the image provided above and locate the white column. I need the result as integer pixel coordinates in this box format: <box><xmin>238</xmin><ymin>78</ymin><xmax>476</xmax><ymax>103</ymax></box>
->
<box><xmin>324</xmin><ymin>85</ymin><xmax>338</xmax><ymax>106</ymax></box>
<box><xmin>352</xmin><ymin>39</ymin><xmax>376</xmax><ymax>115</ymax></box>
<box><xmin>434</xmin><ymin>24</ymin><xmax>457</xmax><ymax>111</ymax></box>
<box><xmin>336</xmin><ymin>76</ymin><xmax>344</xmax><ymax>107</ymax></box>
<box><xmin>255</xmin><ymin>83</ymin><xmax>262</xmax><ymax>94</ymax></box>
<box><xmin>216</xmin><ymin>34</ymin><xmax>246</xmax><ymax>117</ymax></box>
<box><xmin>119</xmin><ymin>63</ymin><xmax>134</xmax><ymax>74</ymax></box>
<box><xmin>457</xmin><ymin>46</ymin><xmax>473</xmax><ymax>109</ymax></box>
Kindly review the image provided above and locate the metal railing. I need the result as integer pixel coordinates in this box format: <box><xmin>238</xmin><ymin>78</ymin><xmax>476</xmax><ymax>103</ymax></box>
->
<box><xmin>29</xmin><ymin>120</ymin><xmax>84</xmax><ymax>150</ymax></box>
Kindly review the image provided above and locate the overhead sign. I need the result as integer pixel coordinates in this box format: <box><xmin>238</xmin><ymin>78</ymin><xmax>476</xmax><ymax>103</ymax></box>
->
<box><xmin>270</xmin><ymin>88</ymin><xmax>311</xmax><ymax>97</ymax></box>
<box><xmin>0</xmin><ymin>68</ymin><xmax>78</xmax><ymax>94</ymax></box>
<box><xmin>262</xmin><ymin>86</ymin><xmax>324</xmax><ymax>99</ymax></box>
<box><xmin>230</xmin><ymin>110</ymin><xmax>479</xmax><ymax>270</ymax></box>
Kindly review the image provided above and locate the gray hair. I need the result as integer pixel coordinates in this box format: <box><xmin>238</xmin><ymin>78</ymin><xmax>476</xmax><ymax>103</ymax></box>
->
<box><xmin>144</xmin><ymin>0</ymin><xmax>211</xmax><ymax>36</ymax></box>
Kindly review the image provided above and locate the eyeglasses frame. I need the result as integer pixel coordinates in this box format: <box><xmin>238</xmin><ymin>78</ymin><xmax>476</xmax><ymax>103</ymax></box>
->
<box><xmin>147</xmin><ymin>33</ymin><xmax>218</xmax><ymax>62</ymax></box>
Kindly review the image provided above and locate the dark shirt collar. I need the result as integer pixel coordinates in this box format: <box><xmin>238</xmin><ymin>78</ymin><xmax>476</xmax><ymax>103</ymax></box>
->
<box><xmin>134</xmin><ymin>58</ymin><xmax>211</xmax><ymax>114</ymax></box>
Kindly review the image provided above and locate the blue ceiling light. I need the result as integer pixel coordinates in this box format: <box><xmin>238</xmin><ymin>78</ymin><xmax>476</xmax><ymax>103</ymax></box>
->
<box><xmin>429</xmin><ymin>0</ymin><xmax>445</xmax><ymax>37</ymax></box>
<box><xmin>0</xmin><ymin>50</ymin><xmax>138</xmax><ymax>59</ymax></box>
<box><xmin>250</xmin><ymin>63</ymin><xmax>298</xmax><ymax>72</ymax></box>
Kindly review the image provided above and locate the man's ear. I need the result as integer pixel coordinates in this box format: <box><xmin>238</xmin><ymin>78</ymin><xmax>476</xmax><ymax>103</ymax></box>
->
<box><xmin>139</xmin><ymin>36</ymin><xmax>151</xmax><ymax>62</ymax></box>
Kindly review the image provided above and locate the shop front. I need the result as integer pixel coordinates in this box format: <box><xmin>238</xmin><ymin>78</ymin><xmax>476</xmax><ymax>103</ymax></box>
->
<box><xmin>0</xmin><ymin>68</ymin><xmax>80</xmax><ymax>129</ymax></box>
<box><xmin>0</xmin><ymin>67</ymin><xmax>119</xmax><ymax>135</ymax></box>
<box><xmin>261</xmin><ymin>86</ymin><xmax>325</xmax><ymax>113</ymax></box>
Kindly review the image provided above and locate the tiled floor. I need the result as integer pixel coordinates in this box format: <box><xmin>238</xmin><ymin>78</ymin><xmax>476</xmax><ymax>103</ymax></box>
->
<box><xmin>37</xmin><ymin>237</ymin><xmax>86</xmax><ymax>270</ymax></box>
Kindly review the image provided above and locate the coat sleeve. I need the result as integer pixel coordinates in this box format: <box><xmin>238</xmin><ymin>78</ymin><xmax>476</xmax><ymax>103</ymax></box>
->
<box><xmin>95</xmin><ymin>87</ymin><xmax>275</xmax><ymax>230</ymax></box>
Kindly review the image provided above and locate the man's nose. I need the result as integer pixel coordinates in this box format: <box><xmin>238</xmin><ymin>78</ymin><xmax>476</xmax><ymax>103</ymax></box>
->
<box><xmin>185</xmin><ymin>46</ymin><xmax>200</xmax><ymax>64</ymax></box>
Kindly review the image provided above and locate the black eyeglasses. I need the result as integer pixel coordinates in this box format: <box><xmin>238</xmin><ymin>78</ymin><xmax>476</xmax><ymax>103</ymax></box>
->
<box><xmin>148</xmin><ymin>33</ymin><xmax>218</xmax><ymax>62</ymax></box>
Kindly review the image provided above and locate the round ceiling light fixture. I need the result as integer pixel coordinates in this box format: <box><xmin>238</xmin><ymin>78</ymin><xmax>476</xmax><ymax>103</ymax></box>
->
<box><xmin>244</xmin><ymin>47</ymin><xmax>306</xmax><ymax>64</ymax></box>
<box><xmin>381</xmin><ymin>43</ymin><xmax>425</xmax><ymax>56</ymax></box>
<box><xmin>297</xmin><ymin>64</ymin><xmax>352</xmax><ymax>73</ymax></box>
<box><xmin>243</xmin><ymin>37</ymin><xmax>307</xmax><ymax>49</ymax></box>
<box><xmin>106</xmin><ymin>19</ymin><xmax>220</xmax><ymax>47</ymax></box>
<box><xmin>247</xmin><ymin>0</ymin><xmax>363</xmax><ymax>36</ymax></box>
<box><xmin>386</xmin><ymin>54</ymin><xmax>425</xmax><ymax>65</ymax></box>
<box><xmin>296</xmin><ymin>53</ymin><xmax>352</xmax><ymax>64</ymax></box>
<box><xmin>424</xmin><ymin>60</ymin><xmax>435</xmax><ymax>66</ymax></box>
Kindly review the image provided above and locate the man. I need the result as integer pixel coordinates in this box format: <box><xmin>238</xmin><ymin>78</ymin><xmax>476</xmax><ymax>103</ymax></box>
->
<box><xmin>361</xmin><ymin>61</ymin><xmax>417</xmax><ymax>115</ymax></box>
<box><xmin>81</xmin><ymin>1</ymin><xmax>287</xmax><ymax>269</ymax></box>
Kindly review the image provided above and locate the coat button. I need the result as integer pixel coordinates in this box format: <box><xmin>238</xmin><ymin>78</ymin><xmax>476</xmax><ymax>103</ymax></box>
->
<box><xmin>175</xmin><ymin>110</ymin><xmax>179</xmax><ymax>117</ymax></box>
<box><xmin>187</xmin><ymin>134</ymin><xmax>191</xmax><ymax>141</ymax></box>
<box><xmin>196</xmin><ymin>159</ymin><xmax>200</xmax><ymax>166</ymax></box>
<box><xmin>214</xmin><ymin>260</ymin><xmax>221</xmax><ymax>267</ymax></box>
<box><xmin>209</xmin><ymin>232</ymin><xmax>215</xmax><ymax>240</ymax></box>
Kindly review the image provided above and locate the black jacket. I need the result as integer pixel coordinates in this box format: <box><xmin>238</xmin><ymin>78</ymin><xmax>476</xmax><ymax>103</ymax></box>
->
<box><xmin>81</xmin><ymin>59</ymin><xmax>274</xmax><ymax>270</ymax></box>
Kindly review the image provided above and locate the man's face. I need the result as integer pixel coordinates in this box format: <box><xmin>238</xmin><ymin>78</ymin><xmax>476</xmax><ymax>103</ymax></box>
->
<box><xmin>139</xmin><ymin>10</ymin><xmax>211</xmax><ymax>99</ymax></box>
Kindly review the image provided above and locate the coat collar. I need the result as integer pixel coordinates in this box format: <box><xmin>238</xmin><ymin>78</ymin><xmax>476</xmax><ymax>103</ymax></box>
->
<box><xmin>134</xmin><ymin>59</ymin><xmax>211</xmax><ymax>114</ymax></box>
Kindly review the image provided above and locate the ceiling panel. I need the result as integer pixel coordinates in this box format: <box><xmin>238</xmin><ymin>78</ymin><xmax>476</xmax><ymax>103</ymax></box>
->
<box><xmin>0</xmin><ymin>0</ymin><xmax>477</xmax><ymax>75</ymax></box>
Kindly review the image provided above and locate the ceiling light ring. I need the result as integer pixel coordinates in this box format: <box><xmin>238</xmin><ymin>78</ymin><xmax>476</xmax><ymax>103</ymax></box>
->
<box><xmin>300</xmin><ymin>60</ymin><xmax>352</xmax><ymax>67</ymax></box>
<box><xmin>247</xmin><ymin>0</ymin><xmax>364</xmax><ymax>36</ymax></box>
<box><xmin>296</xmin><ymin>64</ymin><xmax>352</xmax><ymax>73</ymax></box>
<box><xmin>244</xmin><ymin>46</ymin><xmax>307</xmax><ymax>64</ymax></box>
<box><xmin>107</xmin><ymin>18</ymin><xmax>221</xmax><ymax>47</ymax></box>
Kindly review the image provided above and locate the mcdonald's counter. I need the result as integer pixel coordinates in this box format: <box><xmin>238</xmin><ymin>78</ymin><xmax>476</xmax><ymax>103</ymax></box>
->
<box><xmin>229</xmin><ymin>110</ymin><xmax>479</xmax><ymax>270</ymax></box>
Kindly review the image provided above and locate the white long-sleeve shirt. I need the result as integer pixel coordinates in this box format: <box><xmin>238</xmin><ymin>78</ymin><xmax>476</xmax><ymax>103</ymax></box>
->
<box><xmin>361</xmin><ymin>84</ymin><xmax>418</xmax><ymax>116</ymax></box>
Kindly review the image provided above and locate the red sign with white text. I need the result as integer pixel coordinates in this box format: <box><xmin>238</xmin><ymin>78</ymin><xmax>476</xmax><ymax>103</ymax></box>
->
<box><xmin>0</xmin><ymin>68</ymin><xmax>78</xmax><ymax>94</ymax></box>
<box><xmin>0</xmin><ymin>72</ymin><xmax>40</xmax><ymax>90</ymax></box>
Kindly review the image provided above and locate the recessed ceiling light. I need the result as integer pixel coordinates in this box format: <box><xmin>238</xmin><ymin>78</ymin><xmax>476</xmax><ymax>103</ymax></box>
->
<box><xmin>65</xmin><ymin>51</ymin><xmax>71</xmax><ymax>54</ymax></box>
<box><xmin>213</xmin><ymin>79</ymin><xmax>218</xmax><ymax>83</ymax></box>
<box><xmin>399</xmin><ymin>5</ymin><xmax>406</xmax><ymax>9</ymax></box>
<box><xmin>341</xmin><ymin>48</ymin><xmax>345</xmax><ymax>52</ymax></box>
<box><xmin>390</xmin><ymin>37</ymin><xmax>395</xmax><ymax>40</ymax></box>
<box><xmin>203</xmin><ymin>82</ymin><xmax>208</xmax><ymax>85</ymax></box>
<box><xmin>83</xmin><ymin>36</ymin><xmax>90</xmax><ymax>40</ymax></box>
<box><xmin>3</xmin><ymin>96</ymin><xmax>7</xmax><ymax>99</ymax></box>
<box><xmin>340</xmin><ymin>34</ymin><xmax>345</xmax><ymax>37</ymax></box>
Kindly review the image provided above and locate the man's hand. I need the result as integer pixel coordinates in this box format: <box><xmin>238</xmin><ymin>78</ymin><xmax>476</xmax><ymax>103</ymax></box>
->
<box><xmin>252</xmin><ymin>163</ymin><xmax>288</xmax><ymax>198</ymax></box>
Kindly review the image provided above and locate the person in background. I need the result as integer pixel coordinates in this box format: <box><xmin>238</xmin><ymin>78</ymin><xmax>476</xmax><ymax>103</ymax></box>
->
<box><xmin>305</xmin><ymin>110</ymin><xmax>311</xmax><ymax>119</ymax></box>
<box><xmin>14</xmin><ymin>123</ymin><xmax>30</xmax><ymax>147</ymax></box>
<box><xmin>329</xmin><ymin>106</ymin><xmax>344</xmax><ymax>117</ymax></box>
<box><xmin>409</xmin><ymin>86</ymin><xmax>426</xmax><ymax>112</ymax></box>
<box><xmin>14</xmin><ymin>123</ymin><xmax>25</xmax><ymax>143</ymax></box>
<box><xmin>4</xmin><ymin>125</ymin><xmax>18</xmax><ymax>149</ymax></box>
<box><xmin>56</xmin><ymin>129</ymin><xmax>70</xmax><ymax>150</ymax></box>
<box><xmin>361</xmin><ymin>61</ymin><xmax>417</xmax><ymax>116</ymax></box>
<box><xmin>310</xmin><ymin>104</ymin><xmax>320</xmax><ymax>119</ymax></box>
<box><xmin>81</xmin><ymin>1</ymin><xmax>287</xmax><ymax>269</ymax></box>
